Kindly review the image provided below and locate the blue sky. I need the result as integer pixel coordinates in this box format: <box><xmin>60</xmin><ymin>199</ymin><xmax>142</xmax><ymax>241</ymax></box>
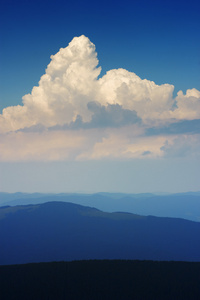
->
<box><xmin>1</xmin><ymin>0</ymin><xmax>199</xmax><ymax>110</ymax></box>
<box><xmin>0</xmin><ymin>0</ymin><xmax>200</xmax><ymax>193</ymax></box>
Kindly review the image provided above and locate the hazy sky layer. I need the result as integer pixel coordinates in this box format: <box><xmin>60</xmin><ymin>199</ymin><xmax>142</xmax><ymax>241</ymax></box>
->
<box><xmin>0</xmin><ymin>0</ymin><xmax>199</xmax><ymax>193</ymax></box>
<box><xmin>1</xmin><ymin>159</ymin><xmax>200</xmax><ymax>194</ymax></box>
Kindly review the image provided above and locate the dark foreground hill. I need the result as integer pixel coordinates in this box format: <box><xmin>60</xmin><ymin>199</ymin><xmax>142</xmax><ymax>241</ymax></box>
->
<box><xmin>0</xmin><ymin>260</ymin><xmax>200</xmax><ymax>300</ymax></box>
<box><xmin>0</xmin><ymin>201</ymin><xmax>200</xmax><ymax>265</ymax></box>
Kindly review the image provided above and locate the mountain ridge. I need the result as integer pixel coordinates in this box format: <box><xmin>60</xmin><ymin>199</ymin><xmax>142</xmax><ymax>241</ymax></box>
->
<box><xmin>0</xmin><ymin>201</ymin><xmax>200</xmax><ymax>265</ymax></box>
<box><xmin>0</xmin><ymin>191</ymin><xmax>200</xmax><ymax>222</ymax></box>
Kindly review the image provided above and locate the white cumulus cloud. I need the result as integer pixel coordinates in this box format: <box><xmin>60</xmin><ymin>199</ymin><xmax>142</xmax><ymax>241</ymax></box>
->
<box><xmin>0</xmin><ymin>35</ymin><xmax>200</xmax><ymax>161</ymax></box>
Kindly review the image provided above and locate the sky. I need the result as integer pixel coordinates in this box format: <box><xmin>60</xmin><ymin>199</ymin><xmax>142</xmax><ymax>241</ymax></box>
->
<box><xmin>0</xmin><ymin>0</ymin><xmax>200</xmax><ymax>193</ymax></box>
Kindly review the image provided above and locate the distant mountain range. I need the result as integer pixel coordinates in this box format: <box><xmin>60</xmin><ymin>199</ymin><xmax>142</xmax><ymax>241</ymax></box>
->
<box><xmin>0</xmin><ymin>191</ymin><xmax>200</xmax><ymax>222</ymax></box>
<box><xmin>0</xmin><ymin>201</ymin><xmax>200</xmax><ymax>265</ymax></box>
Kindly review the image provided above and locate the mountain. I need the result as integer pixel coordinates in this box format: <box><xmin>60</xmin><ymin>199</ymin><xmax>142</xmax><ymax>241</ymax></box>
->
<box><xmin>0</xmin><ymin>192</ymin><xmax>52</xmax><ymax>205</ymax></box>
<box><xmin>0</xmin><ymin>201</ymin><xmax>200</xmax><ymax>265</ymax></box>
<box><xmin>0</xmin><ymin>191</ymin><xmax>200</xmax><ymax>222</ymax></box>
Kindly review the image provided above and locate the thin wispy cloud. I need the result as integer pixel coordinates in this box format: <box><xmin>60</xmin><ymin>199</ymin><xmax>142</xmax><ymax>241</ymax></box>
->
<box><xmin>0</xmin><ymin>35</ymin><xmax>200</xmax><ymax>161</ymax></box>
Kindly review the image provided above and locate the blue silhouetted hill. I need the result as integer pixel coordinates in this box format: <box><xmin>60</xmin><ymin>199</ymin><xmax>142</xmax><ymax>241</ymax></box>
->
<box><xmin>1</xmin><ymin>191</ymin><xmax>200</xmax><ymax>222</ymax></box>
<box><xmin>0</xmin><ymin>201</ymin><xmax>200</xmax><ymax>265</ymax></box>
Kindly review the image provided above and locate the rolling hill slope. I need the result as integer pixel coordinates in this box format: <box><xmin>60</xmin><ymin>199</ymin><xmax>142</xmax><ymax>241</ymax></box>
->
<box><xmin>0</xmin><ymin>201</ymin><xmax>200</xmax><ymax>265</ymax></box>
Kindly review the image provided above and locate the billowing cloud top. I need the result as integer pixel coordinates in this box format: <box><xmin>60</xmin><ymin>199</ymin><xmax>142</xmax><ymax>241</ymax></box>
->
<box><xmin>0</xmin><ymin>35</ymin><xmax>200</xmax><ymax>161</ymax></box>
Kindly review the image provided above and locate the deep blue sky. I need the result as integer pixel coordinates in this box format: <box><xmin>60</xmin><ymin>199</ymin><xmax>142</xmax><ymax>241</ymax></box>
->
<box><xmin>0</xmin><ymin>0</ymin><xmax>199</xmax><ymax>112</ymax></box>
